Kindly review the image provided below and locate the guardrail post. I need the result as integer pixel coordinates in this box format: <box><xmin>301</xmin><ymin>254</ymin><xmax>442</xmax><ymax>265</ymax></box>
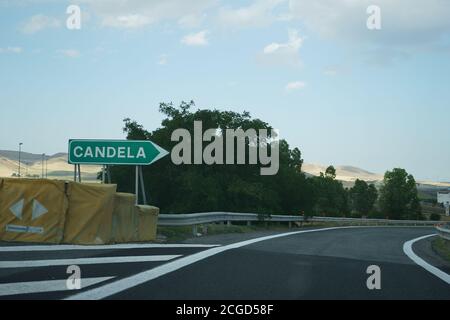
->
<box><xmin>193</xmin><ymin>225</ymin><xmax>198</xmax><ymax>236</ymax></box>
<box><xmin>227</xmin><ymin>221</ymin><xmax>231</xmax><ymax>227</ymax></box>
<box><xmin>247</xmin><ymin>221</ymin><xmax>251</xmax><ymax>227</ymax></box>
<box><xmin>288</xmin><ymin>221</ymin><xmax>292</xmax><ymax>229</ymax></box>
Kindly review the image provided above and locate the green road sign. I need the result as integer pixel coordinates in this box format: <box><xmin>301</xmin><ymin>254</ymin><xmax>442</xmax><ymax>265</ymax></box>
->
<box><xmin>68</xmin><ymin>139</ymin><xmax>169</xmax><ymax>165</ymax></box>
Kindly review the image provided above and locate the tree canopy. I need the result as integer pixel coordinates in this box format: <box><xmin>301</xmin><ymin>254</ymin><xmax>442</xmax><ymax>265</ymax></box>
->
<box><xmin>379</xmin><ymin>168</ymin><xmax>423</xmax><ymax>220</ymax></box>
<box><xmin>349</xmin><ymin>179</ymin><xmax>378</xmax><ymax>217</ymax></box>
<box><xmin>105</xmin><ymin>101</ymin><xmax>423</xmax><ymax>220</ymax></box>
<box><xmin>109</xmin><ymin>101</ymin><xmax>314</xmax><ymax>215</ymax></box>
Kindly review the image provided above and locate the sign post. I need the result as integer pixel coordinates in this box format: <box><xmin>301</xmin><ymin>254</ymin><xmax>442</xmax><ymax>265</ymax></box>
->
<box><xmin>68</xmin><ymin>139</ymin><xmax>169</xmax><ymax>204</ymax></box>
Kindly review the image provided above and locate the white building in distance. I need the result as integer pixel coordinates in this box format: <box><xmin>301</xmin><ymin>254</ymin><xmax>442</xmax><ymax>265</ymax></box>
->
<box><xmin>437</xmin><ymin>191</ymin><xmax>450</xmax><ymax>216</ymax></box>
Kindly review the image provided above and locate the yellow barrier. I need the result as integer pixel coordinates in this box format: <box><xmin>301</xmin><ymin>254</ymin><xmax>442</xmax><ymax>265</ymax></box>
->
<box><xmin>63</xmin><ymin>182</ymin><xmax>117</xmax><ymax>245</ymax></box>
<box><xmin>137</xmin><ymin>205</ymin><xmax>159</xmax><ymax>242</ymax></box>
<box><xmin>0</xmin><ymin>178</ymin><xmax>68</xmax><ymax>244</ymax></box>
<box><xmin>0</xmin><ymin>179</ymin><xmax>159</xmax><ymax>244</ymax></box>
<box><xmin>111</xmin><ymin>193</ymin><xmax>139</xmax><ymax>243</ymax></box>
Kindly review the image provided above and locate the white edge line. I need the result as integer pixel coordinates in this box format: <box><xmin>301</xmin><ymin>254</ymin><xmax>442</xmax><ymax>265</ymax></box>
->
<box><xmin>0</xmin><ymin>255</ymin><xmax>182</xmax><ymax>268</ymax></box>
<box><xmin>65</xmin><ymin>226</ymin><xmax>357</xmax><ymax>300</ymax></box>
<box><xmin>403</xmin><ymin>234</ymin><xmax>450</xmax><ymax>285</ymax></box>
<box><xmin>0</xmin><ymin>244</ymin><xmax>220</xmax><ymax>252</ymax></box>
<box><xmin>0</xmin><ymin>277</ymin><xmax>114</xmax><ymax>297</ymax></box>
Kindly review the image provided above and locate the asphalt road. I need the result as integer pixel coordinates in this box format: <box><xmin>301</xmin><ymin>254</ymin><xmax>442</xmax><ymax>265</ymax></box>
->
<box><xmin>0</xmin><ymin>227</ymin><xmax>449</xmax><ymax>300</ymax></box>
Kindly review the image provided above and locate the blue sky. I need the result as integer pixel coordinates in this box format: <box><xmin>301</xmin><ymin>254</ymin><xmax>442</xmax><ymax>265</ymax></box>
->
<box><xmin>1</xmin><ymin>0</ymin><xmax>450</xmax><ymax>181</ymax></box>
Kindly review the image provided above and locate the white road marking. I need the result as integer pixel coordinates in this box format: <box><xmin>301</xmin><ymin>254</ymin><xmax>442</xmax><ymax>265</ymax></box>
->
<box><xmin>0</xmin><ymin>244</ymin><xmax>219</xmax><ymax>252</ymax></box>
<box><xmin>403</xmin><ymin>234</ymin><xmax>450</xmax><ymax>285</ymax></box>
<box><xmin>0</xmin><ymin>255</ymin><xmax>181</xmax><ymax>268</ymax></box>
<box><xmin>66</xmin><ymin>226</ymin><xmax>357</xmax><ymax>300</ymax></box>
<box><xmin>0</xmin><ymin>277</ymin><xmax>114</xmax><ymax>297</ymax></box>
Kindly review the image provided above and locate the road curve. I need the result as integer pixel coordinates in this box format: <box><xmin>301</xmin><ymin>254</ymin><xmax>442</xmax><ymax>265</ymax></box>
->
<box><xmin>108</xmin><ymin>227</ymin><xmax>450</xmax><ymax>300</ymax></box>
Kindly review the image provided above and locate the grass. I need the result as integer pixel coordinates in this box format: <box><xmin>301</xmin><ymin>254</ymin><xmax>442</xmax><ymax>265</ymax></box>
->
<box><xmin>157</xmin><ymin>220</ymin><xmax>437</xmax><ymax>243</ymax></box>
<box><xmin>431</xmin><ymin>237</ymin><xmax>450</xmax><ymax>263</ymax></box>
<box><xmin>157</xmin><ymin>221</ymin><xmax>342</xmax><ymax>243</ymax></box>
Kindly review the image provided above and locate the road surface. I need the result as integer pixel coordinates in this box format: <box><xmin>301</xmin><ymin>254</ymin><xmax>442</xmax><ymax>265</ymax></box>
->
<box><xmin>0</xmin><ymin>227</ymin><xmax>449</xmax><ymax>299</ymax></box>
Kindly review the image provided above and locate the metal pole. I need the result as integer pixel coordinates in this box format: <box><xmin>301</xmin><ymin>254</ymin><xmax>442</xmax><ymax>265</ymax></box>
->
<box><xmin>18</xmin><ymin>143</ymin><xmax>23</xmax><ymax>177</ymax></box>
<box><xmin>42</xmin><ymin>153</ymin><xmax>45</xmax><ymax>179</ymax></box>
<box><xmin>139</xmin><ymin>166</ymin><xmax>147</xmax><ymax>205</ymax></box>
<box><xmin>78</xmin><ymin>164</ymin><xmax>81</xmax><ymax>182</ymax></box>
<box><xmin>135</xmin><ymin>166</ymin><xmax>139</xmax><ymax>206</ymax></box>
<box><xmin>107</xmin><ymin>165</ymin><xmax>111</xmax><ymax>184</ymax></box>
<box><xmin>74</xmin><ymin>165</ymin><xmax>77</xmax><ymax>181</ymax></box>
<box><xmin>45</xmin><ymin>157</ymin><xmax>48</xmax><ymax>178</ymax></box>
<box><xmin>102</xmin><ymin>165</ymin><xmax>106</xmax><ymax>184</ymax></box>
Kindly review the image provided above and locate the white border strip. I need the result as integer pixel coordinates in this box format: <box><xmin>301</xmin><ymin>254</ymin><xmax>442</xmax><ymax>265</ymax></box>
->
<box><xmin>66</xmin><ymin>226</ymin><xmax>356</xmax><ymax>300</ymax></box>
<box><xmin>0</xmin><ymin>277</ymin><xmax>114</xmax><ymax>297</ymax></box>
<box><xmin>0</xmin><ymin>243</ymin><xmax>220</xmax><ymax>252</ymax></box>
<box><xmin>403</xmin><ymin>234</ymin><xmax>450</xmax><ymax>285</ymax></box>
<box><xmin>0</xmin><ymin>255</ymin><xmax>181</xmax><ymax>268</ymax></box>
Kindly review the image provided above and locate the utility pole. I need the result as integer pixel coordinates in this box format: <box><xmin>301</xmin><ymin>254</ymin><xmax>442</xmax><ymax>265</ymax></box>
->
<box><xmin>42</xmin><ymin>153</ymin><xmax>45</xmax><ymax>179</ymax></box>
<box><xmin>18</xmin><ymin>143</ymin><xmax>23</xmax><ymax>177</ymax></box>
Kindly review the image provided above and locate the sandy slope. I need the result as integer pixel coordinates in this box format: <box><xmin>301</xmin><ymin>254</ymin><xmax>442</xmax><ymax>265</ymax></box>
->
<box><xmin>302</xmin><ymin>163</ymin><xmax>383</xmax><ymax>182</ymax></box>
<box><xmin>302</xmin><ymin>163</ymin><xmax>450</xmax><ymax>188</ymax></box>
<box><xmin>0</xmin><ymin>154</ymin><xmax>100</xmax><ymax>179</ymax></box>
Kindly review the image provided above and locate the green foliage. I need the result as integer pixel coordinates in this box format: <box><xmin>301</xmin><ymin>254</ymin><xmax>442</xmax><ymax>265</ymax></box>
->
<box><xmin>349</xmin><ymin>179</ymin><xmax>378</xmax><ymax>216</ymax></box>
<box><xmin>379</xmin><ymin>168</ymin><xmax>423</xmax><ymax>220</ymax></box>
<box><xmin>109</xmin><ymin>101</ymin><xmax>315</xmax><ymax>215</ymax></box>
<box><xmin>429</xmin><ymin>213</ymin><xmax>441</xmax><ymax>221</ymax></box>
<box><xmin>106</xmin><ymin>102</ymin><xmax>426</xmax><ymax>221</ymax></box>
<box><xmin>325</xmin><ymin>165</ymin><xmax>336</xmax><ymax>179</ymax></box>
<box><xmin>311</xmin><ymin>166</ymin><xmax>349</xmax><ymax>217</ymax></box>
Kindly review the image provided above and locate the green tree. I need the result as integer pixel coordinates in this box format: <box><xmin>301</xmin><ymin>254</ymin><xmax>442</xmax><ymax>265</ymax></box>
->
<box><xmin>379</xmin><ymin>168</ymin><xmax>423</xmax><ymax>220</ymax></box>
<box><xmin>312</xmin><ymin>165</ymin><xmax>349</xmax><ymax>217</ymax></box>
<box><xmin>325</xmin><ymin>165</ymin><xmax>336</xmax><ymax>179</ymax></box>
<box><xmin>108</xmin><ymin>101</ymin><xmax>315</xmax><ymax>215</ymax></box>
<box><xmin>349</xmin><ymin>179</ymin><xmax>378</xmax><ymax>217</ymax></box>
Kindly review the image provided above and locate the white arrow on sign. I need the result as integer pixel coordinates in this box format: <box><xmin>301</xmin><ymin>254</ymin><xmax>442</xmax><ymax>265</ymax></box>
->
<box><xmin>32</xmin><ymin>199</ymin><xmax>48</xmax><ymax>220</ymax></box>
<box><xmin>9</xmin><ymin>199</ymin><xmax>24</xmax><ymax>220</ymax></box>
<box><xmin>8</xmin><ymin>198</ymin><xmax>49</xmax><ymax>220</ymax></box>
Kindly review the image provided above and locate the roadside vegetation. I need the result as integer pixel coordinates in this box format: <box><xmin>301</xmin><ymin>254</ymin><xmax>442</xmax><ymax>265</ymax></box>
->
<box><xmin>106</xmin><ymin>101</ymin><xmax>426</xmax><ymax>220</ymax></box>
<box><xmin>431</xmin><ymin>237</ymin><xmax>450</xmax><ymax>263</ymax></box>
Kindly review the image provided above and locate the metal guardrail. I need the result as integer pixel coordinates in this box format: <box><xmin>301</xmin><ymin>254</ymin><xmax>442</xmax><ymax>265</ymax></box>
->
<box><xmin>436</xmin><ymin>224</ymin><xmax>450</xmax><ymax>241</ymax></box>
<box><xmin>158</xmin><ymin>212</ymin><xmax>439</xmax><ymax>227</ymax></box>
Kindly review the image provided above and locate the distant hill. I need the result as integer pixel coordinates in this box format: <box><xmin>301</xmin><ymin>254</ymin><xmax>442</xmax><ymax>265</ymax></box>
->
<box><xmin>302</xmin><ymin>163</ymin><xmax>450</xmax><ymax>189</ymax></box>
<box><xmin>0</xmin><ymin>151</ymin><xmax>100</xmax><ymax>181</ymax></box>
<box><xmin>1</xmin><ymin>150</ymin><xmax>449</xmax><ymax>188</ymax></box>
<box><xmin>302</xmin><ymin>163</ymin><xmax>383</xmax><ymax>183</ymax></box>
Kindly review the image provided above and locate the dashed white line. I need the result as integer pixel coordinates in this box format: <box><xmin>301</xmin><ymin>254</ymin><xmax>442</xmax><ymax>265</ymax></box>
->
<box><xmin>0</xmin><ymin>243</ymin><xmax>219</xmax><ymax>252</ymax></box>
<box><xmin>403</xmin><ymin>234</ymin><xmax>450</xmax><ymax>285</ymax></box>
<box><xmin>0</xmin><ymin>255</ymin><xmax>181</xmax><ymax>268</ymax></box>
<box><xmin>0</xmin><ymin>277</ymin><xmax>114</xmax><ymax>297</ymax></box>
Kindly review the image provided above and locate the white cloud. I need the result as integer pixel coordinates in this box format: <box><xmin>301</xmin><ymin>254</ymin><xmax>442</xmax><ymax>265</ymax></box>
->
<box><xmin>178</xmin><ymin>13</ymin><xmax>206</xmax><ymax>28</ymax></box>
<box><xmin>158</xmin><ymin>54</ymin><xmax>168</xmax><ymax>65</ymax></box>
<box><xmin>58</xmin><ymin>49</ymin><xmax>80</xmax><ymax>58</ymax></box>
<box><xmin>101</xmin><ymin>14</ymin><xmax>150</xmax><ymax>28</ymax></box>
<box><xmin>288</xmin><ymin>0</ymin><xmax>450</xmax><ymax>54</ymax></box>
<box><xmin>181</xmin><ymin>30</ymin><xmax>209</xmax><ymax>46</ymax></box>
<box><xmin>0</xmin><ymin>46</ymin><xmax>23</xmax><ymax>54</ymax></box>
<box><xmin>217</xmin><ymin>0</ymin><xmax>286</xmax><ymax>29</ymax></box>
<box><xmin>260</xmin><ymin>29</ymin><xmax>304</xmax><ymax>67</ymax></box>
<box><xmin>285</xmin><ymin>81</ymin><xmax>306</xmax><ymax>92</ymax></box>
<box><xmin>323</xmin><ymin>68</ymin><xmax>337</xmax><ymax>76</ymax></box>
<box><xmin>79</xmin><ymin>0</ymin><xmax>215</xmax><ymax>29</ymax></box>
<box><xmin>21</xmin><ymin>14</ymin><xmax>60</xmax><ymax>34</ymax></box>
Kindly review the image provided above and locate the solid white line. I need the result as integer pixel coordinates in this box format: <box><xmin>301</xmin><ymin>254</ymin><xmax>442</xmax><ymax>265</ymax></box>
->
<box><xmin>0</xmin><ymin>244</ymin><xmax>219</xmax><ymax>252</ymax></box>
<box><xmin>0</xmin><ymin>277</ymin><xmax>114</xmax><ymax>297</ymax></box>
<box><xmin>0</xmin><ymin>255</ymin><xmax>181</xmax><ymax>268</ymax></box>
<box><xmin>66</xmin><ymin>226</ymin><xmax>357</xmax><ymax>300</ymax></box>
<box><xmin>403</xmin><ymin>234</ymin><xmax>450</xmax><ymax>285</ymax></box>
